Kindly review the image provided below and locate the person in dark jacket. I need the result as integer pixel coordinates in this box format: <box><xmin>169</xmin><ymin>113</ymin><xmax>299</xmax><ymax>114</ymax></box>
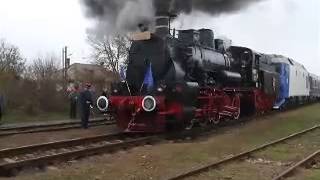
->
<box><xmin>79</xmin><ymin>83</ymin><xmax>93</xmax><ymax>129</ymax></box>
<box><xmin>69</xmin><ymin>86</ymin><xmax>79</xmax><ymax>119</ymax></box>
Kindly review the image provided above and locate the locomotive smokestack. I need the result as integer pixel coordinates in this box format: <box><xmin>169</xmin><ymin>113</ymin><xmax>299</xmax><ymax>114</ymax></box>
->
<box><xmin>153</xmin><ymin>0</ymin><xmax>171</xmax><ymax>38</ymax></box>
<box><xmin>155</xmin><ymin>12</ymin><xmax>170</xmax><ymax>38</ymax></box>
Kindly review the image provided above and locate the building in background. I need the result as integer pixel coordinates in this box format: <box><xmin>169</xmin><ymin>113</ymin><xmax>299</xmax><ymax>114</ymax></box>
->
<box><xmin>55</xmin><ymin>63</ymin><xmax>119</xmax><ymax>92</ymax></box>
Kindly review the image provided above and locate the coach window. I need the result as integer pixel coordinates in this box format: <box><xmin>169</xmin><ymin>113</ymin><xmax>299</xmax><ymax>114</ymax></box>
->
<box><xmin>255</xmin><ymin>55</ymin><xmax>260</xmax><ymax>66</ymax></box>
<box><xmin>276</xmin><ymin>65</ymin><xmax>281</xmax><ymax>73</ymax></box>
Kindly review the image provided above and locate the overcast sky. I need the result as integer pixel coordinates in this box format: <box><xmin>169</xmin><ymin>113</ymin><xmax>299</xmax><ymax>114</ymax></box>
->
<box><xmin>0</xmin><ymin>0</ymin><xmax>319</xmax><ymax>74</ymax></box>
<box><xmin>0</xmin><ymin>0</ymin><xmax>92</xmax><ymax>65</ymax></box>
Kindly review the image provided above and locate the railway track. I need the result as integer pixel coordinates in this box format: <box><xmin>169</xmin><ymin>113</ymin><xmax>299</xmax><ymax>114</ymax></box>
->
<box><xmin>0</xmin><ymin>118</ymin><xmax>116</xmax><ymax>137</ymax></box>
<box><xmin>272</xmin><ymin>149</ymin><xmax>320</xmax><ymax>180</ymax></box>
<box><xmin>0</xmin><ymin>132</ymin><xmax>158</xmax><ymax>177</ymax></box>
<box><xmin>168</xmin><ymin>125</ymin><xmax>320</xmax><ymax>180</ymax></box>
<box><xmin>0</xmin><ymin>124</ymin><xmax>218</xmax><ymax>177</ymax></box>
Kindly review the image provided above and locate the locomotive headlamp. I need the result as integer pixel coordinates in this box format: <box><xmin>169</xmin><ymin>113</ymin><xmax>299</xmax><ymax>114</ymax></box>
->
<box><xmin>157</xmin><ymin>87</ymin><xmax>164</xmax><ymax>92</ymax></box>
<box><xmin>97</xmin><ymin>96</ymin><xmax>109</xmax><ymax>112</ymax></box>
<box><xmin>142</xmin><ymin>96</ymin><xmax>157</xmax><ymax>112</ymax></box>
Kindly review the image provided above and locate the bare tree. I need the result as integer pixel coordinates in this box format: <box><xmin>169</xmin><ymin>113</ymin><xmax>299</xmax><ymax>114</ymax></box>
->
<box><xmin>87</xmin><ymin>34</ymin><xmax>131</xmax><ymax>73</ymax></box>
<box><xmin>26</xmin><ymin>54</ymin><xmax>60</xmax><ymax>81</ymax></box>
<box><xmin>0</xmin><ymin>39</ymin><xmax>25</xmax><ymax>77</ymax></box>
<box><xmin>25</xmin><ymin>55</ymin><xmax>66</xmax><ymax>112</ymax></box>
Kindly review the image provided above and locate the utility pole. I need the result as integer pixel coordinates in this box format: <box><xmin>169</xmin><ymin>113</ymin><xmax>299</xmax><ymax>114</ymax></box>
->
<box><xmin>64</xmin><ymin>46</ymin><xmax>70</xmax><ymax>69</ymax></box>
<box><xmin>62</xmin><ymin>46</ymin><xmax>71</xmax><ymax>80</ymax></box>
<box><xmin>62</xmin><ymin>47</ymin><xmax>65</xmax><ymax>79</ymax></box>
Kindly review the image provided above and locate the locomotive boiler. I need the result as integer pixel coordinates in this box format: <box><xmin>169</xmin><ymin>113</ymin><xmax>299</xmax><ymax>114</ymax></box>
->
<box><xmin>96</xmin><ymin>12</ymin><xmax>280</xmax><ymax>133</ymax></box>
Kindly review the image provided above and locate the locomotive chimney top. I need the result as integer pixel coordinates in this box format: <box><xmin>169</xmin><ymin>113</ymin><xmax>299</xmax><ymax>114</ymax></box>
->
<box><xmin>155</xmin><ymin>11</ymin><xmax>176</xmax><ymax>38</ymax></box>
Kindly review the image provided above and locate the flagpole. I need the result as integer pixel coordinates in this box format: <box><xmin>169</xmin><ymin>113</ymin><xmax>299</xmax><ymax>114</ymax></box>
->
<box><xmin>125</xmin><ymin>81</ymin><xmax>132</xmax><ymax>96</ymax></box>
<box><xmin>139</xmin><ymin>83</ymin><xmax>144</xmax><ymax>94</ymax></box>
<box><xmin>120</xmin><ymin>65</ymin><xmax>132</xmax><ymax>96</ymax></box>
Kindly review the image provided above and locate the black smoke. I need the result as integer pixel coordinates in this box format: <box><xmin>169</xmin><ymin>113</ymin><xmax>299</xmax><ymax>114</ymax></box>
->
<box><xmin>170</xmin><ymin>0</ymin><xmax>265</xmax><ymax>15</ymax></box>
<box><xmin>81</xmin><ymin>0</ymin><xmax>265</xmax><ymax>35</ymax></box>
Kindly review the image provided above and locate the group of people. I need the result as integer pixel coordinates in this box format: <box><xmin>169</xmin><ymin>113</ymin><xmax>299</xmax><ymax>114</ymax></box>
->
<box><xmin>0</xmin><ymin>83</ymin><xmax>95</xmax><ymax>128</ymax></box>
<box><xmin>68</xmin><ymin>83</ymin><xmax>94</xmax><ymax>129</ymax></box>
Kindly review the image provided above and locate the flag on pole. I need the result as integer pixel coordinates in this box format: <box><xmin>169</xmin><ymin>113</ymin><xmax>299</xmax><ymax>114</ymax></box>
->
<box><xmin>143</xmin><ymin>63</ymin><xmax>154</xmax><ymax>92</ymax></box>
<box><xmin>119</xmin><ymin>65</ymin><xmax>127</xmax><ymax>82</ymax></box>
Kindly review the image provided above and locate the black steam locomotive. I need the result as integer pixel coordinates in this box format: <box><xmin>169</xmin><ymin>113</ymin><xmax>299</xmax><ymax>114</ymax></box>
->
<box><xmin>96</xmin><ymin>13</ymin><xmax>280</xmax><ymax>133</ymax></box>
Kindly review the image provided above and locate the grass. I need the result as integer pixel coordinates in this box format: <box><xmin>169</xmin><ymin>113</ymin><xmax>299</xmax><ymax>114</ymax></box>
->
<box><xmin>306</xmin><ymin>169</ymin><xmax>320</xmax><ymax>180</ymax></box>
<box><xmin>255</xmin><ymin>130</ymin><xmax>320</xmax><ymax>162</ymax></box>
<box><xmin>1</xmin><ymin>109</ymin><xmax>69</xmax><ymax>124</ymax></box>
<box><xmin>239</xmin><ymin>104</ymin><xmax>320</xmax><ymax>145</ymax></box>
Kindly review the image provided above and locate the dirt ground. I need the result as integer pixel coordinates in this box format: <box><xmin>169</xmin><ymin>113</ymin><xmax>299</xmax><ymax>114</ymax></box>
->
<box><xmin>1</xmin><ymin>104</ymin><xmax>320</xmax><ymax>180</ymax></box>
<box><xmin>287</xmin><ymin>169</ymin><xmax>320</xmax><ymax>180</ymax></box>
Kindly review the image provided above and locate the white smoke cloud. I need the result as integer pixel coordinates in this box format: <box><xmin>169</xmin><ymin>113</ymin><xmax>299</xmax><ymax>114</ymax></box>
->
<box><xmin>116</xmin><ymin>0</ymin><xmax>154</xmax><ymax>32</ymax></box>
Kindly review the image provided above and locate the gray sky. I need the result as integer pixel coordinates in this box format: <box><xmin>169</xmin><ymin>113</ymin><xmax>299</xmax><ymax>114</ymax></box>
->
<box><xmin>0</xmin><ymin>0</ymin><xmax>92</xmax><ymax>65</ymax></box>
<box><xmin>0</xmin><ymin>0</ymin><xmax>319</xmax><ymax>74</ymax></box>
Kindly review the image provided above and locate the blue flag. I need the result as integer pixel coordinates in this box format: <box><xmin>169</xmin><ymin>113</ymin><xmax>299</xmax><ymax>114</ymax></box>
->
<box><xmin>143</xmin><ymin>63</ymin><xmax>154</xmax><ymax>92</ymax></box>
<box><xmin>119</xmin><ymin>65</ymin><xmax>127</xmax><ymax>81</ymax></box>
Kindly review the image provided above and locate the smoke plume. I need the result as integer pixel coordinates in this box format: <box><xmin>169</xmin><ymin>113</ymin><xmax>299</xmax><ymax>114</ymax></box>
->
<box><xmin>171</xmin><ymin>0</ymin><xmax>265</xmax><ymax>15</ymax></box>
<box><xmin>82</xmin><ymin>0</ymin><xmax>154</xmax><ymax>37</ymax></box>
<box><xmin>81</xmin><ymin>0</ymin><xmax>265</xmax><ymax>35</ymax></box>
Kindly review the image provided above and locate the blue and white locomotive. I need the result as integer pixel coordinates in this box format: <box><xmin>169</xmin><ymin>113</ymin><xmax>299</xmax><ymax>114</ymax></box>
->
<box><xmin>270</xmin><ymin>55</ymin><xmax>320</xmax><ymax>109</ymax></box>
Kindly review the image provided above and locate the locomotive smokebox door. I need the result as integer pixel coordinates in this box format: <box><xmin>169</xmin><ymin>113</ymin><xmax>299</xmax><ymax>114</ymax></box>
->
<box><xmin>199</xmin><ymin>29</ymin><xmax>215</xmax><ymax>49</ymax></box>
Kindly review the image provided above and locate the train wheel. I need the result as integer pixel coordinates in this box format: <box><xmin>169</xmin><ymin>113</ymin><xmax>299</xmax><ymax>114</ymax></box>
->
<box><xmin>210</xmin><ymin>116</ymin><xmax>220</xmax><ymax>125</ymax></box>
<box><xmin>198</xmin><ymin>119</ymin><xmax>211</xmax><ymax>128</ymax></box>
<box><xmin>233</xmin><ymin>95</ymin><xmax>241</xmax><ymax>120</ymax></box>
<box><xmin>166</xmin><ymin>118</ymin><xmax>184</xmax><ymax>131</ymax></box>
<box><xmin>185</xmin><ymin>119</ymin><xmax>196</xmax><ymax>130</ymax></box>
<box><xmin>233</xmin><ymin>109</ymin><xmax>240</xmax><ymax>120</ymax></box>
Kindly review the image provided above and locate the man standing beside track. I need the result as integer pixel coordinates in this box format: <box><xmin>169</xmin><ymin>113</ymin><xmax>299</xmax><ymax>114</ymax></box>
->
<box><xmin>79</xmin><ymin>83</ymin><xmax>93</xmax><ymax>129</ymax></box>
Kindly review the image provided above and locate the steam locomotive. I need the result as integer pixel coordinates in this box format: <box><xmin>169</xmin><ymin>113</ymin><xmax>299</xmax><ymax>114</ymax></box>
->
<box><xmin>96</xmin><ymin>13</ymin><xmax>320</xmax><ymax>133</ymax></box>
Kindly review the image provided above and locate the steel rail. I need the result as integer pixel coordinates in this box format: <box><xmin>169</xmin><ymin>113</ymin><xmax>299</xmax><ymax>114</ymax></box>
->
<box><xmin>0</xmin><ymin>118</ymin><xmax>108</xmax><ymax>131</ymax></box>
<box><xmin>0</xmin><ymin>132</ymin><xmax>124</xmax><ymax>158</ymax></box>
<box><xmin>0</xmin><ymin>120</ymin><xmax>115</xmax><ymax>137</ymax></box>
<box><xmin>0</xmin><ymin>124</ymin><xmax>210</xmax><ymax>177</ymax></box>
<box><xmin>272</xmin><ymin>149</ymin><xmax>320</xmax><ymax>180</ymax></box>
<box><xmin>168</xmin><ymin>125</ymin><xmax>320</xmax><ymax>180</ymax></box>
<box><xmin>0</xmin><ymin>133</ymin><xmax>157</xmax><ymax>176</ymax></box>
